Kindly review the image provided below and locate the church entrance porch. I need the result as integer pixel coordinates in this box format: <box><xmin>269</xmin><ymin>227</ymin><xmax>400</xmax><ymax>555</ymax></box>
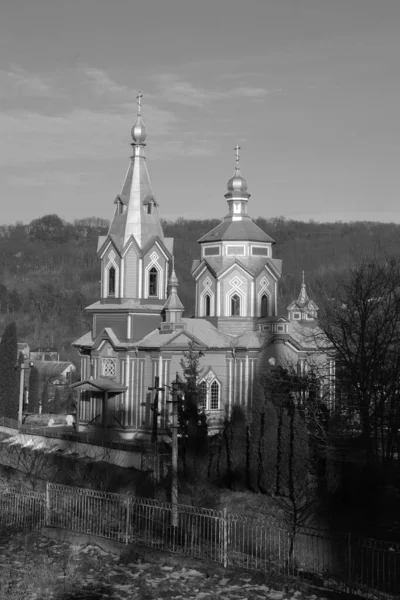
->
<box><xmin>71</xmin><ymin>378</ymin><xmax>127</xmax><ymax>433</ymax></box>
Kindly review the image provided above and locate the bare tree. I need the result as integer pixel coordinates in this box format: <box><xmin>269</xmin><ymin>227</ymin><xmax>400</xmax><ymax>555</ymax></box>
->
<box><xmin>317</xmin><ymin>257</ymin><xmax>400</xmax><ymax>468</ymax></box>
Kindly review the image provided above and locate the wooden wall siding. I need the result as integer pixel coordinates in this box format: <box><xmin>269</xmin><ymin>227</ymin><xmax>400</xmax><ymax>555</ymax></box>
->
<box><xmin>124</xmin><ymin>246</ymin><xmax>138</xmax><ymax>298</ymax></box>
<box><xmin>227</xmin><ymin>356</ymin><xmax>257</xmax><ymax>413</ymax></box>
<box><xmin>95</xmin><ymin>314</ymin><xmax>127</xmax><ymax>341</ymax></box>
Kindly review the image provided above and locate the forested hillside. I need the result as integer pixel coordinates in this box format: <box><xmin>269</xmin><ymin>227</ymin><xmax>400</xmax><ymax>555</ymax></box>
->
<box><xmin>1</xmin><ymin>213</ymin><xmax>400</xmax><ymax>362</ymax></box>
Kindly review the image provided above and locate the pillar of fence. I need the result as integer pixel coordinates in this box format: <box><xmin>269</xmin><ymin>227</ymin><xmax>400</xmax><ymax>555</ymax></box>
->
<box><xmin>44</xmin><ymin>482</ymin><xmax>51</xmax><ymax>527</ymax></box>
<box><xmin>125</xmin><ymin>495</ymin><xmax>131</xmax><ymax>545</ymax></box>
<box><xmin>222</xmin><ymin>508</ymin><xmax>228</xmax><ymax>568</ymax></box>
<box><xmin>347</xmin><ymin>531</ymin><xmax>352</xmax><ymax>591</ymax></box>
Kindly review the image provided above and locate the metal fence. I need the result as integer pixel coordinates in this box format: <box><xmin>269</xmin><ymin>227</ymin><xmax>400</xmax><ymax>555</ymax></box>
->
<box><xmin>0</xmin><ymin>481</ymin><xmax>399</xmax><ymax>598</ymax></box>
<box><xmin>0</xmin><ymin>487</ymin><xmax>45</xmax><ymax>530</ymax></box>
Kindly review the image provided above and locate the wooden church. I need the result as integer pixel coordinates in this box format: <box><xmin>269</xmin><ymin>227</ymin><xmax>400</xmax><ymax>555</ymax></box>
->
<box><xmin>72</xmin><ymin>95</ymin><xmax>329</xmax><ymax>439</ymax></box>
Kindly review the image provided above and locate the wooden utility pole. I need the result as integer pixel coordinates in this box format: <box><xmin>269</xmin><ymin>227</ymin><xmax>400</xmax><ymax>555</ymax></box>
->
<box><xmin>169</xmin><ymin>374</ymin><xmax>181</xmax><ymax>528</ymax></box>
<box><xmin>148</xmin><ymin>376</ymin><xmax>163</xmax><ymax>445</ymax></box>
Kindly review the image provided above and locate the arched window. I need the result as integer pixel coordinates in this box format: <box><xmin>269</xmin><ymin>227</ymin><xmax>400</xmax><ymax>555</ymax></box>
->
<box><xmin>210</xmin><ymin>381</ymin><xmax>220</xmax><ymax>410</ymax></box>
<box><xmin>108</xmin><ymin>267</ymin><xmax>116</xmax><ymax>296</ymax></box>
<box><xmin>231</xmin><ymin>294</ymin><xmax>240</xmax><ymax>316</ymax></box>
<box><xmin>204</xmin><ymin>294</ymin><xmax>211</xmax><ymax>317</ymax></box>
<box><xmin>149</xmin><ymin>267</ymin><xmax>158</xmax><ymax>297</ymax></box>
<box><xmin>261</xmin><ymin>294</ymin><xmax>269</xmax><ymax>317</ymax></box>
<box><xmin>198</xmin><ymin>380</ymin><xmax>207</xmax><ymax>411</ymax></box>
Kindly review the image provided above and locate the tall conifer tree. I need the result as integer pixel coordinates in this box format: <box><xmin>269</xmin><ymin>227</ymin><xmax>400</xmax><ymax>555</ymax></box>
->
<box><xmin>0</xmin><ymin>322</ymin><xmax>19</xmax><ymax>419</ymax></box>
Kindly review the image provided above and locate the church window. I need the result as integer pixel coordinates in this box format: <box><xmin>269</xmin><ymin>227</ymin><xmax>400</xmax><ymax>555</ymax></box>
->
<box><xmin>108</xmin><ymin>267</ymin><xmax>116</xmax><ymax>296</ymax></box>
<box><xmin>102</xmin><ymin>358</ymin><xmax>117</xmax><ymax>378</ymax></box>
<box><xmin>252</xmin><ymin>246</ymin><xmax>269</xmax><ymax>257</ymax></box>
<box><xmin>147</xmin><ymin>203</ymin><xmax>152</xmax><ymax>215</ymax></box>
<box><xmin>210</xmin><ymin>381</ymin><xmax>220</xmax><ymax>410</ymax></box>
<box><xmin>198</xmin><ymin>381</ymin><xmax>207</xmax><ymax>411</ymax></box>
<box><xmin>149</xmin><ymin>267</ymin><xmax>158</xmax><ymax>297</ymax></box>
<box><xmin>293</xmin><ymin>312</ymin><xmax>301</xmax><ymax>320</ymax></box>
<box><xmin>261</xmin><ymin>294</ymin><xmax>269</xmax><ymax>317</ymax></box>
<box><xmin>204</xmin><ymin>294</ymin><xmax>211</xmax><ymax>316</ymax></box>
<box><xmin>204</xmin><ymin>246</ymin><xmax>220</xmax><ymax>256</ymax></box>
<box><xmin>231</xmin><ymin>294</ymin><xmax>241</xmax><ymax>316</ymax></box>
<box><xmin>198</xmin><ymin>377</ymin><xmax>221</xmax><ymax>411</ymax></box>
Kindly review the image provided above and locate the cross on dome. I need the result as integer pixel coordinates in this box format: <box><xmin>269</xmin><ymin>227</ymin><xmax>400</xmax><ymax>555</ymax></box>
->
<box><xmin>131</xmin><ymin>91</ymin><xmax>147</xmax><ymax>145</ymax></box>
<box><xmin>137</xmin><ymin>91</ymin><xmax>143</xmax><ymax>116</ymax></box>
<box><xmin>234</xmin><ymin>144</ymin><xmax>241</xmax><ymax>170</ymax></box>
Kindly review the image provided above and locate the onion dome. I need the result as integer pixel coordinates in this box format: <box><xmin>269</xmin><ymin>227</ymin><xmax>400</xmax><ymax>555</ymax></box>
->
<box><xmin>227</xmin><ymin>168</ymin><xmax>248</xmax><ymax>194</ymax></box>
<box><xmin>225</xmin><ymin>144</ymin><xmax>250</xmax><ymax>200</ymax></box>
<box><xmin>131</xmin><ymin>91</ymin><xmax>147</xmax><ymax>145</ymax></box>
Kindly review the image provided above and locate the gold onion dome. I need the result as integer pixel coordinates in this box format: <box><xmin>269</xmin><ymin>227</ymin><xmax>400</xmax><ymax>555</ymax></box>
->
<box><xmin>131</xmin><ymin>91</ymin><xmax>147</xmax><ymax>145</ymax></box>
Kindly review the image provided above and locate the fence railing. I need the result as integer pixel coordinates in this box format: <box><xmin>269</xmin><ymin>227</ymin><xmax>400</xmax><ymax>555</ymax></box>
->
<box><xmin>0</xmin><ymin>481</ymin><xmax>399</xmax><ymax>598</ymax></box>
<box><xmin>0</xmin><ymin>487</ymin><xmax>45</xmax><ymax>530</ymax></box>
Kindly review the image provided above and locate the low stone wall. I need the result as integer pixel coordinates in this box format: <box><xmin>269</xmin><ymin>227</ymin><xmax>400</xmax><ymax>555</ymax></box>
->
<box><xmin>0</xmin><ymin>428</ymin><xmax>143</xmax><ymax>469</ymax></box>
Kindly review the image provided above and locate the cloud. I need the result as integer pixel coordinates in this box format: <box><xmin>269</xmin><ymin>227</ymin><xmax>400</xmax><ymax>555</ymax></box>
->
<box><xmin>0</xmin><ymin>103</ymin><xmax>213</xmax><ymax>169</ymax></box>
<box><xmin>150</xmin><ymin>73</ymin><xmax>279</xmax><ymax>107</ymax></box>
<box><xmin>81</xmin><ymin>66</ymin><xmax>129</xmax><ymax>96</ymax></box>
<box><xmin>3</xmin><ymin>66</ymin><xmax>62</xmax><ymax>98</ymax></box>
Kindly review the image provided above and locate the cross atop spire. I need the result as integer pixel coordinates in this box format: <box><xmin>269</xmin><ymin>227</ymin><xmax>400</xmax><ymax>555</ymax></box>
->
<box><xmin>234</xmin><ymin>143</ymin><xmax>241</xmax><ymax>170</ymax></box>
<box><xmin>302</xmin><ymin>269</ymin><xmax>305</xmax><ymax>286</ymax></box>
<box><xmin>137</xmin><ymin>91</ymin><xmax>143</xmax><ymax>116</ymax></box>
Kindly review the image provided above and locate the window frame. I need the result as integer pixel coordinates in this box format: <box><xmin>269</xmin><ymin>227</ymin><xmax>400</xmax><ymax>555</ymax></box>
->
<box><xmin>198</xmin><ymin>377</ymin><xmax>221</xmax><ymax>411</ymax></box>
<box><xmin>260</xmin><ymin>293</ymin><xmax>269</xmax><ymax>317</ymax></box>
<box><xmin>102</xmin><ymin>357</ymin><xmax>117</xmax><ymax>378</ymax></box>
<box><xmin>231</xmin><ymin>293</ymin><xmax>241</xmax><ymax>316</ymax></box>
<box><xmin>108</xmin><ymin>266</ymin><xmax>116</xmax><ymax>297</ymax></box>
<box><xmin>148</xmin><ymin>266</ymin><xmax>158</xmax><ymax>297</ymax></box>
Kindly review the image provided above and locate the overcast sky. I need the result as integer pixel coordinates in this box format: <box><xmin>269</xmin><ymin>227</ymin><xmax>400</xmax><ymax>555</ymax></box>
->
<box><xmin>1</xmin><ymin>0</ymin><xmax>400</xmax><ymax>225</ymax></box>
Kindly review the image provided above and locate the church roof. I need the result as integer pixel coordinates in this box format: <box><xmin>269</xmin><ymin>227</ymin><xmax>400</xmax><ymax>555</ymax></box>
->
<box><xmin>138</xmin><ymin>318</ymin><xmax>232</xmax><ymax>349</ymax></box>
<box><xmin>198</xmin><ymin>216</ymin><xmax>275</xmax><ymax>244</ymax></box>
<box><xmin>290</xmin><ymin>322</ymin><xmax>327</xmax><ymax>350</ymax></box>
<box><xmin>84</xmin><ymin>299</ymin><xmax>165</xmax><ymax>312</ymax></box>
<box><xmin>192</xmin><ymin>257</ymin><xmax>282</xmax><ymax>279</ymax></box>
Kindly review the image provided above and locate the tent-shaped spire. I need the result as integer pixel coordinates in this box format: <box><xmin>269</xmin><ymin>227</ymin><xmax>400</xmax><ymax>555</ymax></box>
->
<box><xmin>107</xmin><ymin>92</ymin><xmax>165</xmax><ymax>250</ymax></box>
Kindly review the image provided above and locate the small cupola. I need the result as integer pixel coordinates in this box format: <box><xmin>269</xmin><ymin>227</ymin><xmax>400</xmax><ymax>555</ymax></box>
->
<box><xmin>161</xmin><ymin>258</ymin><xmax>185</xmax><ymax>333</ymax></box>
<box><xmin>287</xmin><ymin>272</ymin><xmax>319</xmax><ymax>322</ymax></box>
<box><xmin>130</xmin><ymin>91</ymin><xmax>147</xmax><ymax>146</ymax></box>
<box><xmin>224</xmin><ymin>144</ymin><xmax>250</xmax><ymax>220</ymax></box>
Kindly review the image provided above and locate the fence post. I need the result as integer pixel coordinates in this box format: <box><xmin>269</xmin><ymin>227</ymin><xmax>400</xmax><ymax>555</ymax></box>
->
<box><xmin>222</xmin><ymin>508</ymin><xmax>228</xmax><ymax>569</ymax></box>
<box><xmin>45</xmin><ymin>482</ymin><xmax>50</xmax><ymax>527</ymax></box>
<box><xmin>125</xmin><ymin>495</ymin><xmax>131</xmax><ymax>545</ymax></box>
<box><xmin>347</xmin><ymin>531</ymin><xmax>352</xmax><ymax>591</ymax></box>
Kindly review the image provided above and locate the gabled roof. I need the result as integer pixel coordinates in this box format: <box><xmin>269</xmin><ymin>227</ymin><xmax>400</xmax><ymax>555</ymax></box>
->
<box><xmin>33</xmin><ymin>361</ymin><xmax>75</xmax><ymax>378</ymax></box>
<box><xmin>137</xmin><ymin>318</ymin><xmax>232</xmax><ymax>349</ymax></box>
<box><xmin>93</xmin><ymin>327</ymin><xmax>123</xmax><ymax>350</ymax></box>
<box><xmin>193</xmin><ymin>256</ymin><xmax>282</xmax><ymax>280</ymax></box>
<box><xmin>198</xmin><ymin>216</ymin><xmax>275</xmax><ymax>244</ymax></box>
